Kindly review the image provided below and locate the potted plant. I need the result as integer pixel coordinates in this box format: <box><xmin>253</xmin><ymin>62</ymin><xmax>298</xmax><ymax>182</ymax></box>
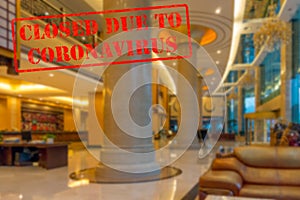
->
<box><xmin>43</xmin><ymin>133</ymin><xmax>56</xmax><ymax>144</ymax></box>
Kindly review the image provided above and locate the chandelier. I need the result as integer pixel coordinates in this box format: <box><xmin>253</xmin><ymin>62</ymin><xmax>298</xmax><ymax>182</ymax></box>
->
<box><xmin>241</xmin><ymin>71</ymin><xmax>255</xmax><ymax>89</ymax></box>
<box><xmin>253</xmin><ymin>1</ymin><xmax>292</xmax><ymax>52</ymax></box>
<box><xmin>227</xmin><ymin>90</ymin><xmax>238</xmax><ymax>100</ymax></box>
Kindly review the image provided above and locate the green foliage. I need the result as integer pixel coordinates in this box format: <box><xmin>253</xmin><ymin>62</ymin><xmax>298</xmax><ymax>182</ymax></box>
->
<box><xmin>42</xmin><ymin>133</ymin><xmax>56</xmax><ymax>141</ymax></box>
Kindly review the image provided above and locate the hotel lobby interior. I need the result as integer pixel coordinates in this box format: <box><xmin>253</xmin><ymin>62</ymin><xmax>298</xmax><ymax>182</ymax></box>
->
<box><xmin>1</xmin><ymin>0</ymin><xmax>300</xmax><ymax>199</ymax></box>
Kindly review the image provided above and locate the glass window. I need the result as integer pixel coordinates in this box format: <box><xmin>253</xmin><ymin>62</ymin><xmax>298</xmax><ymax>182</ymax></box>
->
<box><xmin>8</xmin><ymin>0</ymin><xmax>15</xmax><ymax>4</ymax></box>
<box><xmin>8</xmin><ymin>3</ymin><xmax>15</xmax><ymax>13</ymax></box>
<box><xmin>0</xmin><ymin>27</ymin><xmax>6</xmax><ymax>37</ymax></box>
<box><xmin>241</xmin><ymin>87</ymin><xmax>255</xmax><ymax>134</ymax></box>
<box><xmin>227</xmin><ymin>88</ymin><xmax>238</xmax><ymax>134</ymax></box>
<box><xmin>291</xmin><ymin>7</ymin><xmax>300</xmax><ymax>123</ymax></box>
<box><xmin>234</xmin><ymin>34</ymin><xmax>255</xmax><ymax>64</ymax></box>
<box><xmin>243</xmin><ymin>0</ymin><xmax>281</xmax><ymax>21</ymax></box>
<box><xmin>0</xmin><ymin>18</ymin><xmax>6</xmax><ymax>28</ymax></box>
<box><xmin>0</xmin><ymin>37</ymin><xmax>6</xmax><ymax>47</ymax></box>
<box><xmin>0</xmin><ymin>0</ymin><xmax>15</xmax><ymax>51</ymax></box>
<box><xmin>0</xmin><ymin>8</ymin><xmax>7</xmax><ymax>19</ymax></box>
<box><xmin>241</xmin><ymin>34</ymin><xmax>255</xmax><ymax>63</ymax></box>
<box><xmin>260</xmin><ymin>48</ymin><xmax>281</xmax><ymax>104</ymax></box>
<box><xmin>226</xmin><ymin>71</ymin><xmax>238</xmax><ymax>83</ymax></box>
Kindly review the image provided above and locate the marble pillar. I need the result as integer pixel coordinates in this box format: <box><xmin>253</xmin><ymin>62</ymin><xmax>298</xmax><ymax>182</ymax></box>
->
<box><xmin>177</xmin><ymin>42</ymin><xmax>199</xmax><ymax>145</ymax></box>
<box><xmin>99</xmin><ymin>0</ymin><xmax>157</xmax><ymax>173</ymax></box>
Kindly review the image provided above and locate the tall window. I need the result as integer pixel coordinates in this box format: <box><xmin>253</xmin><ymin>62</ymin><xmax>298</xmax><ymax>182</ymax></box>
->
<box><xmin>241</xmin><ymin>34</ymin><xmax>255</xmax><ymax>64</ymax></box>
<box><xmin>226</xmin><ymin>71</ymin><xmax>238</xmax><ymax>134</ymax></box>
<box><xmin>260</xmin><ymin>49</ymin><xmax>281</xmax><ymax>104</ymax></box>
<box><xmin>242</xmin><ymin>87</ymin><xmax>255</xmax><ymax>133</ymax></box>
<box><xmin>0</xmin><ymin>0</ymin><xmax>16</xmax><ymax>51</ymax></box>
<box><xmin>291</xmin><ymin>7</ymin><xmax>300</xmax><ymax>123</ymax></box>
<box><xmin>234</xmin><ymin>34</ymin><xmax>255</xmax><ymax>64</ymax></box>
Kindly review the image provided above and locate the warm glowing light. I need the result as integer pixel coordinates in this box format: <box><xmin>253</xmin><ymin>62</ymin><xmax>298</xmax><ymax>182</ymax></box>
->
<box><xmin>19</xmin><ymin>84</ymin><xmax>47</xmax><ymax>90</ymax></box>
<box><xmin>170</xmin><ymin>153</ymin><xmax>177</xmax><ymax>158</ymax></box>
<box><xmin>49</xmin><ymin>73</ymin><xmax>54</xmax><ymax>77</ymax></box>
<box><xmin>204</xmin><ymin>69</ymin><xmax>215</xmax><ymax>76</ymax></box>
<box><xmin>202</xmin><ymin>86</ymin><xmax>208</xmax><ymax>91</ymax></box>
<box><xmin>216</xmin><ymin>61</ymin><xmax>220</xmax><ymax>65</ymax></box>
<box><xmin>215</xmin><ymin>7</ymin><xmax>222</xmax><ymax>14</ymax></box>
<box><xmin>50</xmin><ymin>96</ymin><xmax>88</xmax><ymax>106</ymax></box>
<box><xmin>217</xmin><ymin>50</ymin><xmax>222</xmax><ymax>54</ymax></box>
<box><xmin>200</xmin><ymin>29</ymin><xmax>217</xmax><ymax>46</ymax></box>
<box><xmin>68</xmin><ymin>179</ymin><xmax>90</xmax><ymax>188</ymax></box>
<box><xmin>0</xmin><ymin>82</ymin><xmax>12</xmax><ymax>90</ymax></box>
<box><xmin>73</xmin><ymin>99</ymin><xmax>89</xmax><ymax>106</ymax></box>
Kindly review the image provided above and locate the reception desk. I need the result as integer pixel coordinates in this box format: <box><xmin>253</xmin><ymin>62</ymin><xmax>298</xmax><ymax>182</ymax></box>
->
<box><xmin>0</xmin><ymin>143</ymin><xmax>68</xmax><ymax>169</ymax></box>
<box><xmin>1</xmin><ymin>131</ymin><xmax>88</xmax><ymax>142</ymax></box>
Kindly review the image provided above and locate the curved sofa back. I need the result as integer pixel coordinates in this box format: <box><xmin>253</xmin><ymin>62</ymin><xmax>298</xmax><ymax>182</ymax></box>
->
<box><xmin>234</xmin><ymin>146</ymin><xmax>300</xmax><ymax>168</ymax></box>
<box><xmin>212</xmin><ymin>146</ymin><xmax>300</xmax><ymax>186</ymax></box>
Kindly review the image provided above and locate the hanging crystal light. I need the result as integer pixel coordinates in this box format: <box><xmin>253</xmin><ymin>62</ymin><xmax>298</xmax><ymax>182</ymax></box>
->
<box><xmin>253</xmin><ymin>1</ymin><xmax>292</xmax><ymax>52</ymax></box>
<box><xmin>241</xmin><ymin>71</ymin><xmax>255</xmax><ymax>89</ymax></box>
<box><xmin>227</xmin><ymin>90</ymin><xmax>238</xmax><ymax>100</ymax></box>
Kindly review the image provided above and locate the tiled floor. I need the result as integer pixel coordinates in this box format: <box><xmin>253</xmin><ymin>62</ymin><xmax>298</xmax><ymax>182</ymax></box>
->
<box><xmin>0</xmin><ymin>141</ymin><xmax>239</xmax><ymax>200</ymax></box>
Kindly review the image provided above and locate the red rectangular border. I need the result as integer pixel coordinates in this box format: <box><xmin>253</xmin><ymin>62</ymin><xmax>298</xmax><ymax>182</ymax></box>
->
<box><xmin>12</xmin><ymin>4</ymin><xmax>192</xmax><ymax>73</ymax></box>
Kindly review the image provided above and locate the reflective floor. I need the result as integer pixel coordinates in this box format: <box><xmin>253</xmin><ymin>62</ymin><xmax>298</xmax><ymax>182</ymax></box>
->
<box><xmin>0</xmin><ymin>141</ymin><xmax>238</xmax><ymax>200</ymax></box>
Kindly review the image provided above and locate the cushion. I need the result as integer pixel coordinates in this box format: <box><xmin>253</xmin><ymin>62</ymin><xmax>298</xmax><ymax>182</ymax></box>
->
<box><xmin>240</xmin><ymin>184</ymin><xmax>300</xmax><ymax>200</ymax></box>
<box><xmin>199</xmin><ymin>170</ymin><xmax>242</xmax><ymax>195</ymax></box>
<box><xmin>212</xmin><ymin>157</ymin><xmax>300</xmax><ymax>186</ymax></box>
<box><xmin>234</xmin><ymin>146</ymin><xmax>300</xmax><ymax>168</ymax></box>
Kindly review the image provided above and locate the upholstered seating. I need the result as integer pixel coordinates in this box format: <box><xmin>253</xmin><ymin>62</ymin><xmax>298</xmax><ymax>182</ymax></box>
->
<box><xmin>199</xmin><ymin>146</ymin><xmax>300</xmax><ymax>200</ymax></box>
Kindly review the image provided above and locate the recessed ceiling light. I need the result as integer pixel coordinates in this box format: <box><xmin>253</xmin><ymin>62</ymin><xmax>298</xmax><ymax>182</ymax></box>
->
<box><xmin>217</xmin><ymin>50</ymin><xmax>221</xmax><ymax>54</ymax></box>
<box><xmin>172</xmin><ymin>62</ymin><xmax>177</xmax><ymax>66</ymax></box>
<box><xmin>18</xmin><ymin>94</ymin><xmax>22</xmax><ymax>97</ymax></box>
<box><xmin>39</xmin><ymin>98</ymin><xmax>43</xmax><ymax>101</ymax></box>
<box><xmin>49</xmin><ymin>73</ymin><xmax>54</xmax><ymax>77</ymax></box>
<box><xmin>215</xmin><ymin>7</ymin><xmax>221</xmax><ymax>14</ymax></box>
<box><xmin>216</xmin><ymin>61</ymin><xmax>220</xmax><ymax>65</ymax></box>
<box><xmin>167</xmin><ymin>52</ymin><xmax>171</xmax><ymax>56</ymax></box>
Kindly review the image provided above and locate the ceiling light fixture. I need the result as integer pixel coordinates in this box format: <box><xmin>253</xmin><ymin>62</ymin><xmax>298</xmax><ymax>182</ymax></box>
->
<box><xmin>215</xmin><ymin>7</ymin><xmax>222</xmax><ymax>14</ymax></box>
<box><xmin>253</xmin><ymin>1</ymin><xmax>291</xmax><ymax>52</ymax></box>
<box><xmin>0</xmin><ymin>82</ymin><xmax>12</xmax><ymax>90</ymax></box>
<box><xmin>216</xmin><ymin>61</ymin><xmax>220</xmax><ymax>65</ymax></box>
<box><xmin>172</xmin><ymin>62</ymin><xmax>177</xmax><ymax>66</ymax></box>
<box><xmin>217</xmin><ymin>50</ymin><xmax>221</xmax><ymax>54</ymax></box>
<box><xmin>227</xmin><ymin>90</ymin><xmax>238</xmax><ymax>100</ymax></box>
<box><xmin>19</xmin><ymin>84</ymin><xmax>46</xmax><ymax>90</ymax></box>
<box><xmin>49</xmin><ymin>73</ymin><xmax>54</xmax><ymax>77</ymax></box>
